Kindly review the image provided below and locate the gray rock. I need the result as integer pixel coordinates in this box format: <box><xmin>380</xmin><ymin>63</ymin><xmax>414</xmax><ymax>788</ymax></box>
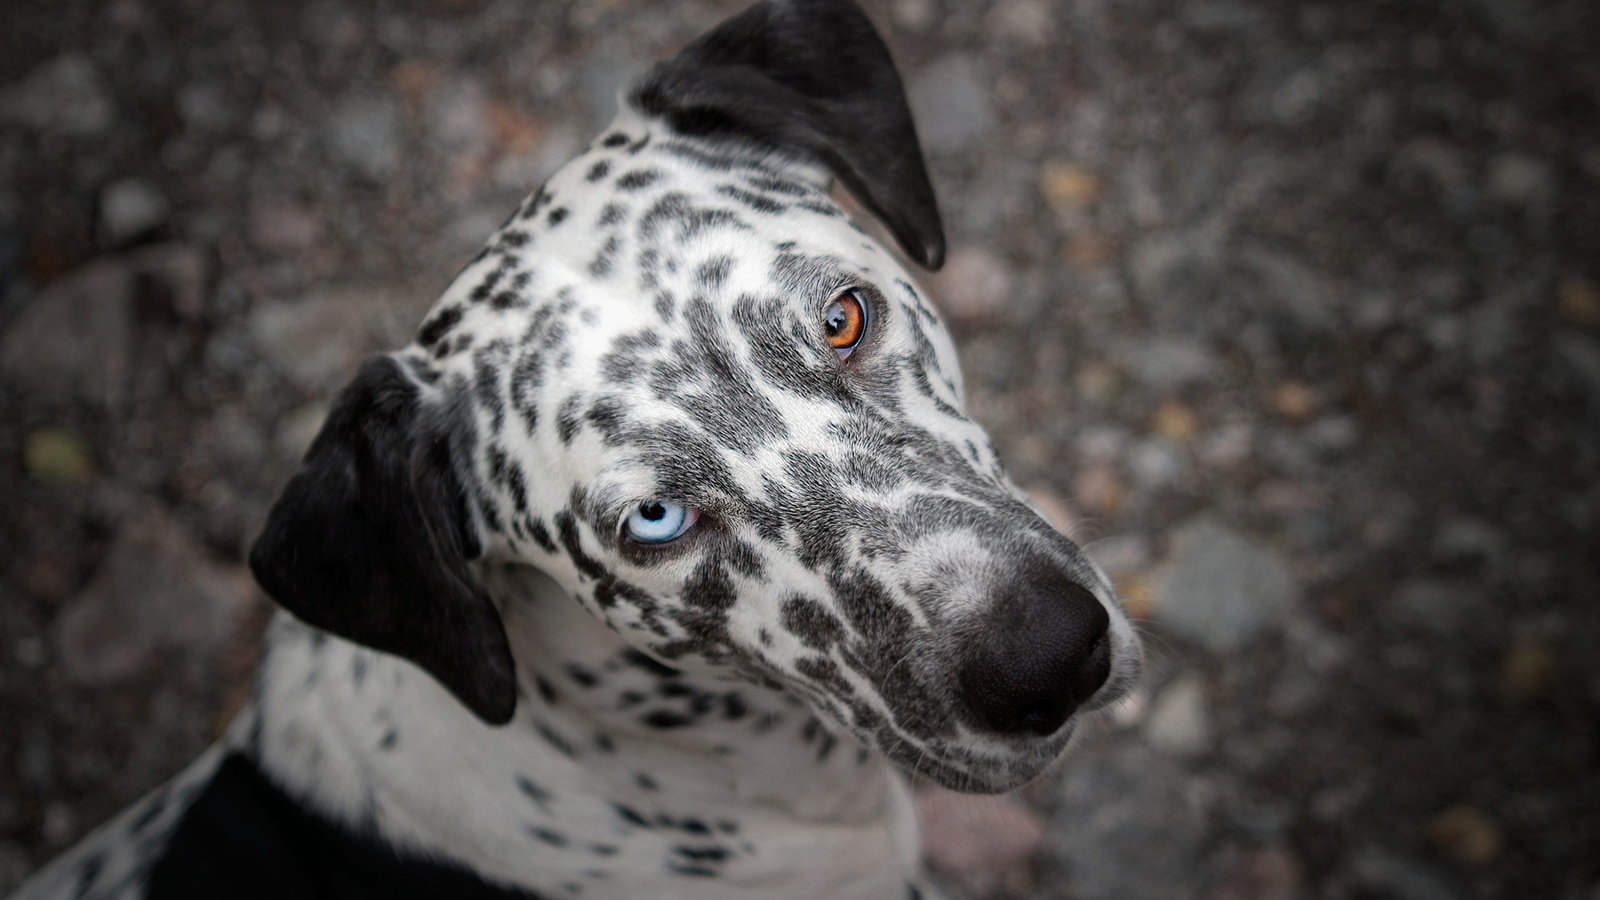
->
<box><xmin>580</xmin><ymin>59</ymin><xmax>645</xmax><ymax>129</ymax></box>
<box><xmin>1084</xmin><ymin>533</ymin><xmax>1151</xmax><ymax>581</ymax></box>
<box><xmin>55</xmin><ymin>507</ymin><xmax>257</xmax><ymax>685</ymax></box>
<box><xmin>891</xmin><ymin>0</ymin><xmax>935</xmax><ymax>30</ymax></box>
<box><xmin>1346</xmin><ymin>846</ymin><xmax>1464</xmax><ymax>900</ymax></box>
<box><xmin>1384</xmin><ymin>579</ymin><xmax>1487</xmax><ymax>635</ymax></box>
<box><xmin>1430</xmin><ymin>516</ymin><xmax>1508</xmax><ymax>563</ymax></box>
<box><xmin>986</xmin><ymin>0</ymin><xmax>1055</xmax><ymax>46</ymax></box>
<box><xmin>1392</xmin><ymin>138</ymin><xmax>1469</xmax><ymax>192</ymax></box>
<box><xmin>1181</xmin><ymin>0</ymin><xmax>1263</xmax><ymax>35</ymax></box>
<box><xmin>1197</xmin><ymin>422</ymin><xmax>1253</xmax><ymax>469</ymax></box>
<box><xmin>1304</xmin><ymin>414</ymin><xmax>1358</xmax><ymax>455</ymax></box>
<box><xmin>1152</xmin><ymin>515</ymin><xmax>1299</xmax><ymax>653</ymax></box>
<box><xmin>249</xmin><ymin>285</ymin><xmax>426</xmax><ymax>392</ymax></box>
<box><xmin>98</xmin><ymin>178</ymin><xmax>169</xmax><ymax>247</ymax></box>
<box><xmin>16</xmin><ymin>728</ymin><xmax>53</xmax><ymax>792</ymax></box>
<box><xmin>0</xmin><ymin>242</ymin><xmax>210</xmax><ymax>406</ymax></box>
<box><xmin>1267</xmin><ymin>663</ymin><xmax>1326</xmax><ymax>717</ymax></box>
<box><xmin>1049</xmin><ymin>743</ymin><xmax>1212</xmax><ymax>900</ymax></box>
<box><xmin>1284</xmin><ymin>509</ymin><xmax>1339</xmax><ymax>551</ymax></box>
<box><xmin>1235</xmin><ymin>244</ymin><xmax>1338</xmax><ymax>334</ymax></box>
<box><xmin>1129</xmin><ymin>438</ymin><xmax>1183</xmax><ymax>490</ymax></box>
<box><xmin>1144</xmin><ymin>673</ymin><xmax>1212</xmax><ymax>756</ymax></box>
<box><xmin>931</xmin><ymin>246</ymin><xmax>1012</xmax><ymax>323</ymax></box>
<box><xmin>176</xmin><ymin>83</ymin><xmax>236</xmax><ymax>131</ymax></box>
<box><xmin>273</xmin><ymin>402</ymin><xmax>330</xmax><ymax>462</ymax></box>
<box><xmin>1485</xmin><ymin>151</ymin><xmax>1554</xmax><ymax>207</ymax></box>
<box><xmin>0</xmin><ymin>55</ymin><xmax>114</xmax><ymax>136</ymax></box>
<box><xmin>1</xmin><ymin>258</ymin><xmax>134</xmax><ymax>408</ymax></box>
<box><xmin>425</xmin><ymin>76</ymin><xmax>490</xmax><ymax>151</ymax></box>
<box><xmin>324</xmin><ymin>95</ymin><xmax>401</xmax><ymax>179</ymax></box>
<box><xmin>1107</xmin><ymin>336</ymin><xmax>1220</xmax><ymax>391</ymax></box>
<box><xmin>907</xmin><ymin>57</ymin><xmax>989</xmax><ymax>155</ymax></box>
<box><xmin>1242</xmin><ymin>56</ymin><xmax>1328</xmax><ymax>126</ymax></box>
<box><xmin>1129</xmin><ymin>228</ymin><xmax>1222</xmax><ymax>320</ymax></box>
<box><xmin>1554</xmin><ymin>331</ymin><xmax>1600</xmax><ymax>398</ymax></box>
<box><xmin>1259</xmin><ymin>429</ymin><xmax>1317</xmax><ymax>475</ymax></box>
<box><xmin>248</xmin><ymin>199</ymin><xmax>322</xmax><ymax>253</ymax></box>
<box><xmin>0</xmin><ymin>841</ymin><xmax>31</xmax><ymax>895</ymax></box>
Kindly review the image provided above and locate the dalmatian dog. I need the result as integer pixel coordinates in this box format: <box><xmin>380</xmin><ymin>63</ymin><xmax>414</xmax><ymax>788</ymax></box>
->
<box><xmin>11</xmin><ymin>1</ymin><xmax>1139</xmax><ymax>897</ymax></box>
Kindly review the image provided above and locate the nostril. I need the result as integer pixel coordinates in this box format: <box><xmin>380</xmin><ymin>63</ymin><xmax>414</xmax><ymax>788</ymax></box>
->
<box><xmin>1014</xmin><ymin>698</ymin><xmax>1067</xmax><ymax>736</ymax></box>
<box><xmin>1073</xmin><ymin>633</ymin><xmax>1112</xmax><ymax>706</ymax></box>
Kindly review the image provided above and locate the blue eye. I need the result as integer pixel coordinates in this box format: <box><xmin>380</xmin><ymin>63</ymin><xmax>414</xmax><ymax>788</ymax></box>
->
<box><xmin>624</xmin><ymin>501</ymin><xmax>699</xmax><ymax>544</ymax></box>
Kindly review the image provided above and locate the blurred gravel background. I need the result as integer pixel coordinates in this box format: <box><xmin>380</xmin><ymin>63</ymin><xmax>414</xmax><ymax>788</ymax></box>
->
<box><xmin>2</xmin><ymin>0</ymin><xmax>1597</xmax><ymax>897</ymax></box>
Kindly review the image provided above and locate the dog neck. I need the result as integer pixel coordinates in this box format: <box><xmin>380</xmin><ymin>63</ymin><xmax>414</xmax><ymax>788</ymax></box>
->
<box><xmin>242</xmin><ymin>566</ymin><xmax>921</xmax><ymax>897</ymax></box>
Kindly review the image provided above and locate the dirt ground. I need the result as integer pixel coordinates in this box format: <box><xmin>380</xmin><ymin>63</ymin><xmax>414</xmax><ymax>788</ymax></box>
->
<box><xmin>1</xmin><ymin>0</ymin><xmax>1597</xmax><ymax>897</ymax></box>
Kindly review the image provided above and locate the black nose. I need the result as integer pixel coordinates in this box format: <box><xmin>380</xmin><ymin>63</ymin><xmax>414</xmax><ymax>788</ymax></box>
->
<box><xmin>957</xmin><ymin>573</ymin><xmax>1112</xmax><ymax>737</ymax></box>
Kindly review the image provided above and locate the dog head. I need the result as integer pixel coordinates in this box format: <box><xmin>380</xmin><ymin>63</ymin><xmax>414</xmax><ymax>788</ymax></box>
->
<box><xmin>251</xmin><ymin>0</ymin><xmax>1138</xmax><ymax>793</ymax></box>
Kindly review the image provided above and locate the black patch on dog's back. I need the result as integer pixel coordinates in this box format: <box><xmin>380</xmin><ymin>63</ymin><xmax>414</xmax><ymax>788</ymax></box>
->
<box><xmin>146</xmin><ymin>754</ymin><xmax>552</xmax><ymax>899</ymax></box>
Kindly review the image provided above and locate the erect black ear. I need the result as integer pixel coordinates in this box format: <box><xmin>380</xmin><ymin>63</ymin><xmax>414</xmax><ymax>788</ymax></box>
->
<box><xmin>631</xmin><ymin>0</ymin><xmax>946</xmax><ymax>270</ymax></box>
<box><xmin>249</xmin><ymin>357</ymin><xmax>517</xmax><ymax>725</ymax></box>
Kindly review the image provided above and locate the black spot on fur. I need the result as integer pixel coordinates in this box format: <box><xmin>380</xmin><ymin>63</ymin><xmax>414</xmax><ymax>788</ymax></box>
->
<box><xmin>673</xmin><ymin>845</ymin><xmax>730</xmax><ymax>863</ymax></box>
<box><xmin>747</xmin><ymin>175</ymin><xmax>811</xmax><ymax>196</ymax></box>
<box><xmin>418</xmin><ymin>305</ymin><xmax>464</xmax><ymax>348</ymax></box>
<box><xmin>586</xmin><ymin>160</ymin><xmax>612</xmax><ymax>182</ymax></box>
<box><xmin>616</xmin><ymin>169</ymin><xmax>662</xmax><ymax>191</ymax></box>
<box><xmin>637</xmin><ymin>192</ymin><xmax>750</xmax><ymax>245</ymax></box>
<box><xmin>547</xmin><ymin>207</ymin><xmax>569</xmax><ymax>226</ymax></box>
<box><xmin>565</xmin><ymin>663</ymin><xmax>599</xmax><ymax>687</ymax></box>
<box><xmin>797</xmin><ymin>656</ymin><xmax>855</xmax><ymax>697</ymax></box>
<box><xmin>643</xmin><ymin>709</ymin><xmax>695</xmax><ymax>729</ymax></box>
<box><xmin>623</xmin><ymin>647</ymin><xmax>681</xmax><ymax>679</ymax></box>
<box><xmin>556</xmin><ymin>395</ymin><xmax>584</xmax><ymax>443</ymax></box>
<box><xmin>781</xmin><ymin>596</ymin><xmax>846</xmax><ymax>650</ymax></box>
<box><xmin>527</xmin><ymin>827</ymin><xmax>569</xmax><ymax>848</ymax></box>
<box><xmin>534</xmin><ymin>720</ymin><xmax>579</xmax><ymax>758</ymax></box>
<box><xmin>589</xmin><ymin>234</ymin><xmax>621</xmax><ymax>277</ymax></box>
<box><xmin>695</xmin><ymin>255</ymin><xmax>732</xmax><ymax>290</ymax></box>
<box><xmin>527</xmin><ymin>517</ymin><xmax>556</xmax><ymax>553</ymax></box>
<box><xmin>613</xmin><ymin>804</ymin><xmax>650</xmax><ymax>828</ymax></box>
<box><xmin>601</xmin><ymin>132</ymin><xmax>629</xmax><ymax>148</ymax></box>
<box><xmin>597</xmin><ymin>203</ymin><xmax>627</xmax><ymax>226</ymax></box>
<box><xmin>716</xmin><ymin>183</ymin><xmax>786</xmax><ymax>214</ymax></box>
<box><xmin>555</xmin><ymin>511</ymin><xmax>611</xmax><ymax>582</ymax></box>
<box><xmin>534</xmin><ymin>676</ymin><xmax>558</xmax><ymax>705</ymax></box>
<box><xmin>599</xmin><ymin>328</ymin><xmax>661</xmax><ymax>383</ymax></box>
<box><xmin>72</xmin><ymin>850</ymin><xmax>105</xmax><ymax>897</ymax></box>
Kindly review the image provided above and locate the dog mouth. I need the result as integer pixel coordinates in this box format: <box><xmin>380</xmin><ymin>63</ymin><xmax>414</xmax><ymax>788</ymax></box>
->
<box><xmin>862</xmin><ymin>637</ymin><xmax>1142</xmax><ymax>794</ymax></box>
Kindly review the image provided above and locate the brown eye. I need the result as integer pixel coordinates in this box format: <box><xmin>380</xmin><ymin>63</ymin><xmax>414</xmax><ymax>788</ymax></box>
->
<box><xmin>822</xmin><ymin>291</ymin><xmax>868</xmax><ymax>359</ymax></box>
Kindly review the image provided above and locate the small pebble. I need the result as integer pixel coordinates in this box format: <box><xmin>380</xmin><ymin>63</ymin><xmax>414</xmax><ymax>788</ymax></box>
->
<box><xmin>1144</xmin><ymin>673</ymin><xmax>1212</xmax><ymax>757</ymax></box>
<box><xmin>24</xmin><ymin>429</ymin><xmax>92</xmax><ymax>484</ymax></box>
<box><xmin>1271</xmin><ymin>381</ymin><xmax>1317</xmax><ymax>422</ymax></box>
<box><xmin>1559</xmin><ymin>276</ymin><xmax>1600</xmax><ymax>326</ymax></box>
<box><xmin>1503</xmin><ymin>639</ymin><xmax>1556</xmax><ymax>701</ymax></box>
<box><xmin>1151</xmin><ymin>401</ymin><xmax>1199</xmax><ymax>443</ymax></box>
<box><xmin>1041</xmin><ymin>160</ymin><xmax>1101</xmax><ymax>210</ymax></box>
<box><xmin>1426</xmin><ymin>805</ymin><xmax>1503</xmax><ymax>868</ymax></box>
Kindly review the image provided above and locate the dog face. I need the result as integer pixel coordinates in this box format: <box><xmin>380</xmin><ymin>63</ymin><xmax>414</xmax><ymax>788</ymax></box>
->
<box><xmin>251</xmin><ymin>0</ymin><xmax>1138</xmax><ymax>793</ymax></box>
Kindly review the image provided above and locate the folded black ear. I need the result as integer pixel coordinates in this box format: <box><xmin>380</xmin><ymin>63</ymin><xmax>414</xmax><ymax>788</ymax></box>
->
<box><xmin>249</xmin><ymin>357</ymin><xmax>517</xmax><ymax>725</ymax></box>
<box><xmin>631</xmin><ymin>0</ymin><xmax>946</xmax><ymax>269</ymax></box>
